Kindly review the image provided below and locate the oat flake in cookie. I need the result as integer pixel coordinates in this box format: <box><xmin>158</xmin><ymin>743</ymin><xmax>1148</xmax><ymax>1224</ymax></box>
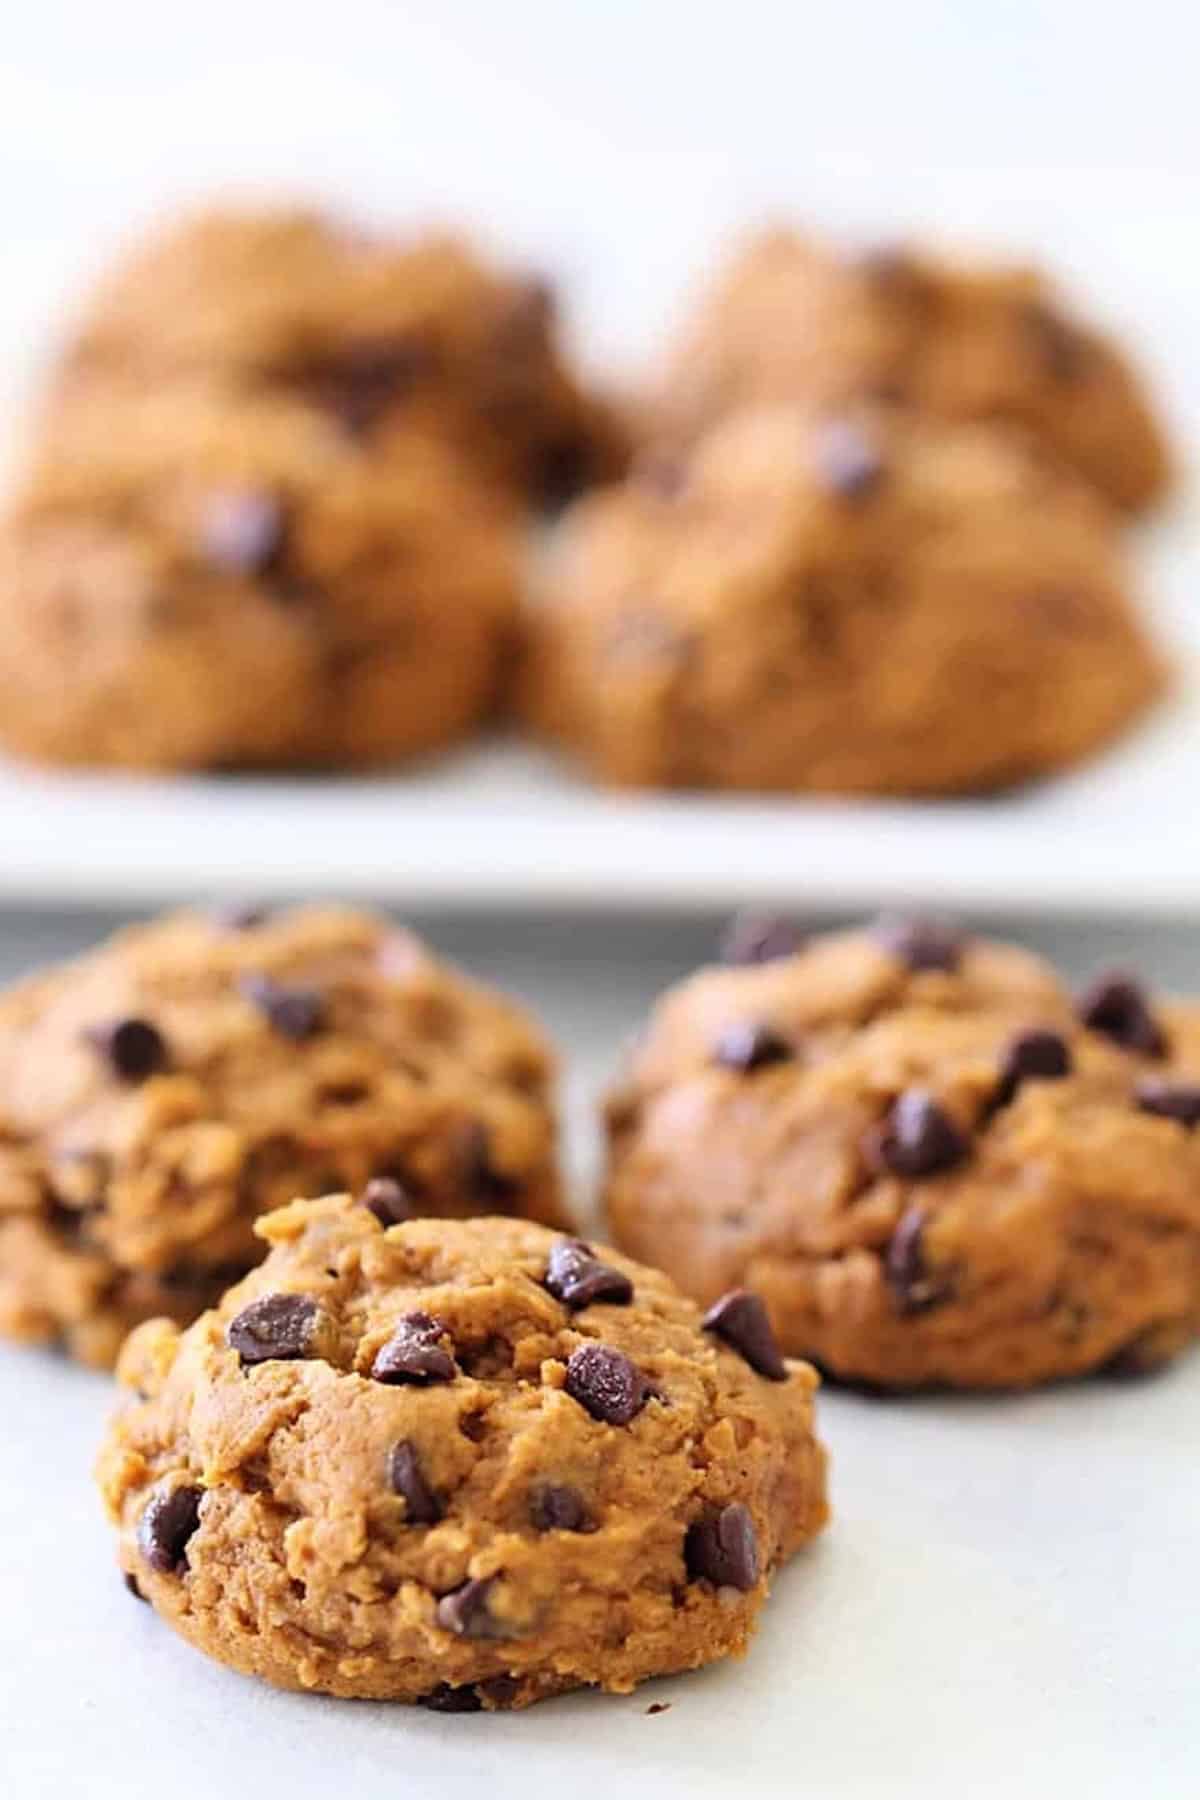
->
<box><xmin>0</xmin><ymin>904</ymin><xmax>563</xmax><ymax>1367</ymax></box>
<box><xmin>604</xmin><ymin>915</ymin><xmax>1200</xmax><ymax>1389</ymax></box>
<box><xmin>96</xmin><ymin>1198</ymin><xmax>827</xmax><ymax>1706</ymax></box>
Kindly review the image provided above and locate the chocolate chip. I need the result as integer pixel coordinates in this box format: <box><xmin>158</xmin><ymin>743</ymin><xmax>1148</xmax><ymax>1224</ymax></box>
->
<box><xmin>878</xmin><ymin>1091</ymin><xmax>969</xmax><ymax>1178</ymax></box>
<box><xmin>388</xmin><ymin>1440</ymin><xmax>442</xmax><ymax>1524</ymax></box>
<box><xmin>362</xmin><ymin>1176</ymin><xmax>416</xmax><ymax>1226</ymax></box>
<box><xmin>564</xmin><ymin>1343</ymin><xmax>650</xmax><ymax>1425</ymax></box>
<box><xmin>871</xmin><ymin>912</ymin><xmax>964</xmax><ymax>972</ymax></box>
<box><xmin>227</xmin><ymin>1292</ymin><xmax>321</xmax><ymax>1366</ymax></box>
<box><xmin>996</xmin><ymin>1028</ymin><xmax>1072</xmax><ymax>1104</ymax></box>
<box><xmin>536</xmin><ymin>436</ymin><xmax>594</xmax><ymax>512</ymax></box>
<box><xmin>435</xmin><ymin>1576</ymin><xmax>505</xmax><ymax>1639</ymax></box>
<box><xmin>814</xmin><ymin>419</ymin><xmax>886</xmax><ymax>500</ymax></box>
<box><xmin>854</xmin><ymin>244</ymin><xmax>930</xmax><ymax>307</ymax></box>
<box><xmin>702</xmin><ymin>1289</ymin><xmax>787</xmax><ymax>1380</ymax></box>
<box><xmin>372</xmin><ymin>1312</ymin><xmax>457</xmax><ymax>1385</ymax></box>
<box><xmin>1135</xmin><ymin>1078</ymin><xmax>1200</xmax><ymax>1129</ymax></box>
<box><xmin>462</xmin><ymin>1121</ymin><xmax>518</xmax><ymax>1205</ymax></box>
<box><xmin>684</xmin><ymin>1502</ymin><xmax>760</xmax><ymax>1592</ymax></box>
<box><xmin>123</xmin><ymin>1570</ymin><xmax>149</xmax><ymax>1603</ymax></box>
<box><xmin>646</xmin><ymin>1702</ymin><xmax>672</xmax><ymax>1715</ymax></box>
<box><xmin>1024</xmin><ymin>301</ymin><xmax>1087</xmax><ymax>382</ymax></box>
<box><xmin>418</xmin><ymin>1683</ymin><xmax>484</xmax><ymax>1713</ymax></box>
<box><xmin>86</xmin><ymin>1016</ymin><xmax>169</xmax><ymax>1083</ymax></box>
<box><xmin>544</xmin><ymin>1239</ymin><xmax>634</xmax><ymax>1310</ymax></box>
<box><xmin>530</xmin><ymin>1484</ymin><xmax>589</xmax><ymax>1532</ymax></box>
<box><xmin>884</xmin><ymin>1206</ymin><xmax>945</xmax><ymax>1311</ymax></box>
<box><xmin>137</xmin><ymin>1482</ymin><xmax>204</xmax><ymax>1574</ymax></box>
<box><xmin>719</xmin><ymin>911</ymin><xmax>801</xmax><ymax>966</ymax></box>
<box><xmin>713</xmin><ymin>1022</ymin><xmax>792</xmax><ymax>1073</ymax></box>
<box><xmin>1078</xmin><ymin>973</ymin><xmax>1165</xmax><ymax>1057</ymax></box>
<box><xmin>210</xmin><ymin>901</ymin><xmax>270</xmax><ymax>931</ymax></box>
<box><xmin>319</xmin><ymin>336</ymin><xmax>431</xmax><ymax>437</ymax></box>
<box><xmin>239</xmin><ymin>973</ymin><xmax>325</xmax><ymax>1040</ymax></box>
<box><xmin>199</xmin><ymin>489</ymin><xmax>286</xmax><ymax>575</ymax></box>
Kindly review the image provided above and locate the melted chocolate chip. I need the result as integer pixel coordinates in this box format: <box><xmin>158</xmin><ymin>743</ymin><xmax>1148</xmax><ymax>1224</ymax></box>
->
<box><xmin>199</xmin><ymin>489</ymin><xmax>286</xmax><ymax>575</ymax></box>
<box><xmin>123</xmin><ymin>1570</ymin><xmax>149</xmax><ymax>1603</ymax></box>
<box><xmin>1077</xmin><ymin>973</ymin><xmax>1165</xmax><ymax>1057</ymax></box>
<box><xmin>564</xmin><ymin>1342</ymin><xmax>650</xmax><ymax>1425</ymax></box>
<box><xmin>388</xmin><ymin>1440</ymin><xmax>442</xmax><ymax>1524</ymax></box>
<box><xmin>871</xmin><ymin>912</ymin><xmax>964</xmax><ymax>972</ymax></box>
<box><xmin>684</xmin><ymin>1502</ymin><xmax>760</xmax><ymax>1591</ymax></box>
<box><xmin>878</xmin><ymin>1091</ymin><xmax>969</xmax><ymax>1178</ymax></box>
<box><xmin>226</xmin><ymin>1292</ymin><xmax>321</xmax><ymax>1366</ymax></box>
<box><xmin>371</xmin><ymin>1312</ymin><xmax>457</xmax><ymax>1385</ymax></box>
<box><xmin>544</xmin><ymin>1239</ymin><xmax>634</xmax><ymax>1310</ymax></box>
<box><xmin>86</xmin><ymin>1017</ymin><xmax>168</xmax><ymax>1083</ymax></box>
<box><xmin>137</xmin><ymin>1482</ymin><xmax>204</xmax><ymax>1574</ymax></box>
<box><xmin>530</xmin><ymin>1483</ymin><xmax>589</xmax><ymax>1532</ymax></box>
<box><xmin>702</xmin><ymin>1289</ymin><xmax>787</xmax><ymax>1380</ymax></box>
<box><xmin>814</xmin><ymin>419</ymin><xmax>886</xmax><ymax>499</ymax></box>
<box><xmin>1135</xmin><ymin>1078</ymin><xmax>1200</xmax><ymax>1129</ymax></box>
<box><xmin>713</xmin><ymin>1022</ymin><xmax>793</xmax><ymax>1073</ymax></box>
<box><xmin>996</xmin><ymin>1027</ymin><xmax>1072</xmax><ymax>1105</ymax></box>
<box><xmin>418</xmin><ymin>1683</ymin><xmax>484</xmax><ymax>1713</ymax></box>
<box><xmin>719</xmin><ymin>911</ymin><xmax>802</xmax><ymax>967</ymax></box>
<box><xmin>239</xmin><ymin>973</ymin><xmax>326</xmax><ymax>1040</ymax></box>
<box><xmin>435</xmin><ymin>1576</ymin><xmax>505</xmax><ymax>1639</ymax></box>
<box><xmin>362</xmin><ymin>1176</ymin><xmax>416</xmax><ymax>1227</ymax></box>
<box><xmin>884</xmin><ymin>1206</ymin><xmax>945</xmax><ymax>1312</ymax></box>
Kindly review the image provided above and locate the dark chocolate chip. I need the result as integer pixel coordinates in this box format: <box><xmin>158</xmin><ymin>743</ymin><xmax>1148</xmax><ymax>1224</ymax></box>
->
<box><xmin>388</xmin><ymin>1440</ymin><xmax>442</xmax><ymax>1524</ymax></box>
<box><xmin>371</xmin><ymin>1311</ymin><xmax>457</xmax><ymax>1385</ymax></box>
<box><xmin>239</xmin><ymin>973</ymin><xmax>325</xmax><ymax>1040</ymax></box>
<box><xmin>137</xmin><ymin>1482</ymin><xmax>204</xmax><ymax>1574</ymax></box>
<box><xmin>996</xmin><ymin>1027</ymin><xmax>1072</xmax><ymax>1105</ymax></box>
<box><xmin>871</xmin><ymin>912</ymin><xmax>964</xmax><ymax>972</ymax></box>
<box><xmin>646</xmin><ymin>1702</ymin><xmax>672</xmax><ymax>1715</ymax></box>
<box><xmin>123</xmin><ymin>1570</ymin><xmax>149</xmax><ymax>1603</ymax></box>
<box><xmin>530</xmin><ymin>1483</ymin><xmax>589</xmax><ymax>1533</ymax></box>
<box><xmin>227</xmin><ymin>1292</ymin><xmax>321</xmax><ymax>1366</ymax></box>
<box><xmin>884</xmin><ymin>1206</ymin><xmax>946</xmax><ymax>1312</ymax></box>
<box><xmin>544</xmin><ymin>1238</ymin><xmax>634</xmax><ymax>1310</ymax></box>
<box><xmin>418</xmin><ymin>1683</ymin><xmax>484</xmax><ymax>1713</ymax></box>
<box><xmin>1135</xmin><ymin>1078</ymin><xmax>1200</xmax><ymax>1129</ymax></box>
<box><xmin>564</xmin><ymin>1342</ymin><xmax>650</xmax><ymax>1425</ymax></box>
<box><xmin>462</xmin><ymin>1121</ymin><xmax>518</xmax><ymax>1205</ymax></box>
<box><xmin>435</xmin><ymin>1576</ymin><xmax>505</xmax><ymax>1639</ymax></box>
<box><xmin>199</xmin><ymin>489</ymin><xmax>286</xmax><ymax>575</ymax></box>
<box><xmin>713</xmin><ymin>1022</ymin><xmax>792</xmax><ymax>1073</ymax></box>
<box><xmin>684</xmin><ymin>1502</ymin><xmax>760</xmax><ymax>1591</ymax></box>
<box><xmin>210</xmin><ymin>901</ymin><xmax>270</xmax><ymax>931</ymax></box>
<box><xmin>814</xmin><ymin>419</ymin><xmax>886</xmax><ymax>500</ymax></box>
<box><xmin>86</xmin><ymin>1016</ymin><xmax>168</xmax><ymax>1084</ymax></box>
<box><xmin>878</xmin><ymin>1091</ymin><xmax>969</xmax><ymax>1178</ymax></box>
<box><xmin>1024</xmin><ymin>301</ymin><xmax>1087</xmax><ymax>382</ymax></box>
<box><xmin>362</xmin><ymin>1176</ymin><xmax>416</xmax><ymax>1227</ymax></box>
<box><xmin>321</xmin><ymin>336</ymin><xmax>432</xmax><ymax>437</ymax></box>
<box><xmin>719</xmin><ymin>911</ymin><xmax>801</xmax><ymax>967</ymax></box>
<box><xmin>1077</xmin><ymin>973</ymin><xmax>1165</xmax><ymax>1057</ymax></box>
<box><xmin>702</xmin><ymin>1289</ymin><xmax>787</xmax><ymax>1380</ymax></box>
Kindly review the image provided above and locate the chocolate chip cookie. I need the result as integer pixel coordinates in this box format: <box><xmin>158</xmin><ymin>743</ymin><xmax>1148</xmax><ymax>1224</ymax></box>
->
<box><xmin>524</xmin><ymin>407</ymin><xmax>1165</xmax><ymax>794</ymax></box>
<box><xmin>0</xmin><ymin>386</ymin><xmax>518</xmax><ymax>769</ymax></box>
<box><xmin>649</xmin><ymin>228</ymin><xmax>1172</xmax><ymax>512</ymax></box>
<box><xmin>96</xmin><ymin>1196</ymin><xmax>828</xmax><ymax>1706</ymax></box>
<box><xmin>0</xmin><ymin>905</ymin><xmax>564</xmax><ymax>1367</ymax></box>
<box><xmin>604</xmin><ymin>915</ymin><xmax>1200</xmax><ymax>1389</ymax></box>
<box><xmin>55</xmin><ymin>205</ymin><xmax>626</xmax><ymax>506</ymax></box>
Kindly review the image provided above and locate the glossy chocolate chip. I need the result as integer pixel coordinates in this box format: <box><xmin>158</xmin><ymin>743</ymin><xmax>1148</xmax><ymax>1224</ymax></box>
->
<box><xmin>137</xmin><ymin>1482</ymin><xmax>204</xmax><ymax>1574</ymax></box>
<box><xmin>996</xmin><ymin>1027</ymin><xmax>1072</xmax><ymax>1104</ymax></box>
<box><xmin>362</xmin><ymin>1176</ymin><xmax>416</xmax><ymax>1227</ymax></box>
<box><xmin>814</xmin><ymin>419</ymin><xmax>886</xmax><ymax>499</ymax></box>
<box><xmin>878</xmin><ymin>1091</ymin><xmax>969</xmax><ymax>1178</ymax></box>
<box><xmin>1135</xmin><ymin>1079</ymin><xmax>1200</xmax><ymax>1129</ymax></box>
<box><xmin>884</xmin><ymin>1206</ymin><xmax>945</xmax><ymax>1312</ymax></box>
<box><xmin>123</xmin><ymin>1570</ymin><xmax>149</xmax><ymax>1603</ymax></box>
<box><xmin>564</xmin><ymin>1343</ymin><xmax>650</xmax><ymax>1425</ymax></box>
<box><xmin>529</xmin><ymin>1483</ymin><xmax>589</xmax><ymax>1533</ymax></box>
<box><xmin>86</xmin><ymin>1016</ymin><xmax>168</xmax><ymax>1083</ymax></box>
<box><xmin>871</xmin><ymin>912</ymin><xmax>964</xmax><ymax>972</ymax></box>
<box><xmin>239</xmin><ymin>973</ymin><xmax>326</xmax><ymax>1040</ymax></box>
<box><xmin>544</xmin><ymin>1239</ymin><xmax>634</xmax><ymax>1310</ymax></box>
<box><xmin>719</xmin><ymin>910</ymin><xmax>801</xmax><ymax>966</ymax></box>
<box><xmin>435</xmin><ymin>1576</ymin><xmax>505</xmax><ymax>1639</ymax></box>
<box><xmin>199</xmin><ymin>489</ymin><xmax>286</xmax><ymax>575</ymax></box>
<box><xmin>371</xmin><ymin>1312</ymin><xmax>457</xmax><ymax>1385</ymax></box>
<box><xmin>418</xmin><ymin>1683</ymin><xmax>484</xmax><ymax>1713</ymax></box>
<box><xmin>702</xmin><ymin>1289</ymin><xmax>787</xmax><ymax>1380</ymax></box>
<box><xmin>227</xmin><ymin>1292</ymin><xmax>321</xmax><ymax>1366</ymax></box>
<box><xmin>713</xmin><ymin>1022</ymin><xmax>792</xmax><ymax>1073</ymax></box>
<box><xmin>1077</xmin><ymin>973</ymin><xmax>1165</xmax><ymax>1057</ymax></box>
<box><xmin>388</xmin><ymin>1440</ymin><xmax>442</xmax><ymax>1524</ymax></box>
<box><xmin>684</xmin><ymin>1502</ymin><xmax>760</xmax><ymax>1591</ymax></box>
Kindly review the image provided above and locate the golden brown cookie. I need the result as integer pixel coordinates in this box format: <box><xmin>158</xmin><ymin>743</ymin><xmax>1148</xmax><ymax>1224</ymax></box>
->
<box><xmin>604</xmin><ymin>914</ymin><xmax>1200</xmax><ymax>1389</ymax></box>
<box><xmin>55</xmin><ymin>205</ymin><xmax>626</xmax><ymax>506</ymax></box>
<box><xmin>0</xmin><ymin>386</ymin><xmax>518</xmax><ymax>769</ymax></box>
<box><xmin>649</xmin><ymin>228</ymin><xmax>1172</xmax><ymax>512</ymax></box>
<box><xmin>524</xmin><ymin>407</ymin><xmax>1165</xmax><ymax>795</ymax></box>
<box><xmin>0</xmin><ymin>905</ymin><xmax>564</xmax><ymax>1367</ymax></box>
<box><xmin>96</xmin><ymin>1197</ymin><xmax>827</xmax><ymax>1707</ymax></box>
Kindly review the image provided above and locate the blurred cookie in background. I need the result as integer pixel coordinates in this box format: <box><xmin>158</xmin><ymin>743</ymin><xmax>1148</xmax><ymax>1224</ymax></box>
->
<box><xmin>647</xmin><ymin>228</ymin><xmax>1172</xmax><ymax>513</ymax></box>
<box><xmin>0</xmin><ymin>903</ymin><xmax>565</xmax><ymax>1367</ymax></box>
<box><xmin>0</xmin><ymin>386</ymin><xmax>520</xmax><ymax>769</ymax></box>
<box><xmin>522</xmin><ymin>406</ymin><xmax>1166</xmax><ymax>795</ymax></box>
